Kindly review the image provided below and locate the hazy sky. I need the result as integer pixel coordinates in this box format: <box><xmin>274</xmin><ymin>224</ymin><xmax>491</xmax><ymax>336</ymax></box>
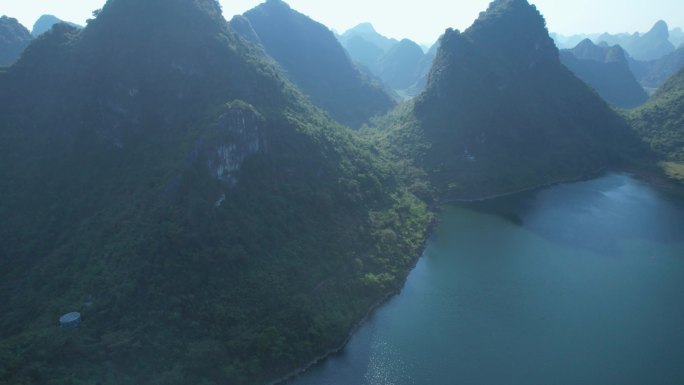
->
<box><xmin>2</xmin><ymin>0</ymin><xmax>683</xmax><ymax>45</ymax></box>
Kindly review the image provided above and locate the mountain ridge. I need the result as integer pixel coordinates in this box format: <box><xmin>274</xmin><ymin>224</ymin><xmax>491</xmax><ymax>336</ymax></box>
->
<box><xmin>377</xmin><ymin>0</ymin><xmax>648</xmax><ymax>199</ymax></box>
<box><xmin>239</xmin><ymin>0</ymin><xmax>395</xmax><ymax>128</ymax></box>
<box><xmin>560</xmin><ymin>39</ymin><xmax>648</xmax><ymax>108</ymax></box>
<box><xmin>0</xmin><ymin>16</ymin><xmax>32</xmax><ymax>66</ymax></box>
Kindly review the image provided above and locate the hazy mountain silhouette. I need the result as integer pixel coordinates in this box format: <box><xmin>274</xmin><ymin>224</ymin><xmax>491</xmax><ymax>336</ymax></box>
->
<box><xmin>0</xmin><ymin>16</ymin><xmax>32</xmax><ymax>66</ymax></box>
<box><xmin>339</xmin><ymin>22</ymin><xmax>397</xmax><ymax>52</ymax></box>
<box><xmin>381</xmin><ymin>0</ymin><xmax>647</xmax><ymax>199</ymax></box>
<box><xmin>629</xmin><ymin>45</ymin><xmax>684</xmax><ymax>90</ymax></box>
<box><xmin>597</xmin><ymin>20</ymin><xmax>675</xmax><ymax>61</ymax></box>
<box><xmin>550</xmin><ymin>32</ymin><xmax>599</xmax><ymax>49</ymax></box>
<box><xmin>240</xmin><ymin>0</ymin><xmax>395</xmax><ymax>128</ymax></box>
<box><xmin>377</xmin><ymin>38</ymin><xmax>425</xmax><ymax>90</ymax></box>
<box><xmin>0</xmin><ymin>1</ymin><xmax>428</xmax><ymax>384</ymax></box>
<box><xmin>560</xmin><ymin>39</ymin><xmax>648</xmax><ymax>108</ymax></box>
<box><xmin>31</xmin><ymin>14</ymin><xmax>82</xmax><ymax>37</ymax></box>
<box><xmin>344</xmin><ymin>34</ymin><xmax>384</xmax><ymax>72</ymax></box>
<box><xmin>338</xmin><ymin>23</ymin><xmax>435</xmax><ymax>95</ymax></box>
<box><xmin>671</xmin><ymin>27</ymin><xmax>684</xmax><ymax>47</ymax></box>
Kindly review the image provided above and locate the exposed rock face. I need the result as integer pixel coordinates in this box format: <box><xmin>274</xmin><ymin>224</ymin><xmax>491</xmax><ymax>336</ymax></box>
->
<box><xmin>0</xmin><ymin>2</ymin><xmax>429</xmax><ymax>384</ymax></box>
<box><xmin>201</xmin><ymin>102</ymin><xmax>265</xmax><ymax>186</ymax></box>
<box><xmin>228</xmin><ymin>15</ymin><xmax>263</xmax><ymax>48</ymax></box>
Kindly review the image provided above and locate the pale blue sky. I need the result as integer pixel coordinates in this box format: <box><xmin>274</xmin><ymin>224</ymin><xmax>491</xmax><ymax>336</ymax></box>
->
<box><xmin>1</xmin><ymin>0</ymin><xmax>682</xmax><ymax>45</ymax></box>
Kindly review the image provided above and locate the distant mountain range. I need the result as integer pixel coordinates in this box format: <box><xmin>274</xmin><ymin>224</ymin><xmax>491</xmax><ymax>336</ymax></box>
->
<box><xmin>554</xmin><ymin>21</ymin><xmax>684</xmax><ymax>100</ymax></box>
<box><xmin>337</xmin><ymin>23</ymin><xmax>438</xmax><ymax>97</ymax></box>
<box><xmin>0</xmin><ymin>16</ymin><xmax>32</xmax><ymax>66</ymax></box>
<box><xmin>31</xmin><ymin>14</ymin><xmax>82</xmax><ymax>37</ymax></box>
<box><xmin>630</xmin><ymin>45</ymin><xmax>684</xmax><ymax>91</ymax></box>
<box><xmin>596</xmin><ymin>20</ymin><xmax>675</xmax><ymax>61</ymax></box>
<box><xmin>560</xmin><ymin>39</ymin><xmax>648</xmax><ymax>108</ymax></box>
<box><xmin>552</xmin><ymin>20</ymin><xmax>681</xmax><ymax>61</ymax></box>
<box><xmin>1</xmin><ymin>14</ymin><xmax>82</xmax><ymax>66</ymax></box>
<box><xmin>233</xmin><ymin>0</ymin><xmax>395</xmax><ymax>127</ymax></box>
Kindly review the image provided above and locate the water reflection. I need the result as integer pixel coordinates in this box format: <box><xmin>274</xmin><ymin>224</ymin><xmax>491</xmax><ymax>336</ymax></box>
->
<box><xmin>290</xmin><ymin>174</ymin><xmax>684</xmax><ymax>385</ymax></box>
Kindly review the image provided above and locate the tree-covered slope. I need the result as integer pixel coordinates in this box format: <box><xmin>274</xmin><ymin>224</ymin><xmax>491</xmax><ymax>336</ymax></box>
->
<box><xmin>629</xmin><ymin>67</ymin><xmax>684</xmax><ymax>161</ymax></box>
<box><xmin>632</xmin><ymin>46</ymin><xmax>684</xmax><ymax>90</ymax></box>
<box><xmin>240</xmin><ymin>0</ymin><xmax>395</xmax><ymax>128</ymax></box>
<box><xmin>0</xmin><ymin>1</ymin><xmax>429</xmax><ymax>384</ymax></box>
<box><xmin>376</xmin><ymin>0</ymin><xmax>648</xmax><ymax>200</ymax></box>
<box><xmin>0</xmin><ymin>16</ymin><xmax>32</xmax><ymax>66</ymax></box>
<box><xmin>560</xmin><ymin>39</ymin><xmax>648</xmax><ymax>108</ymax></box>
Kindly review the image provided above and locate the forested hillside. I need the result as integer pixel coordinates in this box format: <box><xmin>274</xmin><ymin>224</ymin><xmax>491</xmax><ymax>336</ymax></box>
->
<box><xmin>0</xmin><ymin>1</ymin><xmax>429</xmax><ymax>384</ymax></box>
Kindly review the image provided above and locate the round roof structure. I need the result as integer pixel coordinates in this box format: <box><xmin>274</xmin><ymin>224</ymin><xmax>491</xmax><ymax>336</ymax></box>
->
<box><xmin>59</xmin><ymin>312</ymin><xmax>81</xmax><ymax>326</ymax></box>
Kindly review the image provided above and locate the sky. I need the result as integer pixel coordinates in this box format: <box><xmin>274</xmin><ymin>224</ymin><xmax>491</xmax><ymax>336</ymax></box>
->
<box><xmin>1</xmin><ymin>0</ymin><xmax>683</xmax><ymax>45</ymax></box>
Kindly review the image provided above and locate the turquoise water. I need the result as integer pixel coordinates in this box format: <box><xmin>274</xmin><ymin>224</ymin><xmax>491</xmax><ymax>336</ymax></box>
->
<box><xmin>290</xmin><ymin>174</ymin><xmax>684</xmax><ymax>385</ymax></box>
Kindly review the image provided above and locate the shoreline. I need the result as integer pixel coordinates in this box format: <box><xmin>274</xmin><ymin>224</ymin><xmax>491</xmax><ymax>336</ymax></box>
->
<box><xmin>269</xmin><ymin>217</ymin><xmax>438</xmax><ymax>385</ymax></box>
<box><xmin>441</xmin><ymin>168</ymin><xmax>608</xmax><ymax>204</ymax></box>
<box><xmin>269</xmin><ymin>167</ymin><xmax>684</xmax><ymax>385</ymax></box>
<box><xmin>268</xmin><ymin>290</ymin><xmax>402</xmax><ymax>385</ymax></box>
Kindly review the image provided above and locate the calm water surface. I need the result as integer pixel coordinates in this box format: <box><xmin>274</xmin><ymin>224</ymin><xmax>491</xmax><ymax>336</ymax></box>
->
<box><xmin>290</xmin><ymin>174</ymin><xmax>684</xmax><ymax>385</ymax></box>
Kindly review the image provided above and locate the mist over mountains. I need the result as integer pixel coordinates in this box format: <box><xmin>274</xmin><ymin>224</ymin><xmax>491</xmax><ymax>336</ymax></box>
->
<box><xmin>233</xmin><ymin>0</ymin><xmax>395</xmax><ymax>128</ymax></box>
<box><xmin>560</xmin><ymin>39</ymin><xmax>648</xmax><ymax>108</ymax></box>
<box><xmin>338</xmin><ymin>22</ymin><xmax>438</xmax><ymax>97</ymax></box>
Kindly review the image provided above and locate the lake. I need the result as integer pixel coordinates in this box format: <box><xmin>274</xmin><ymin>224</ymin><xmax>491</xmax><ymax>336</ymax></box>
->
<box><xmin>289</xmin><ymin>173</ymin><xmax>684</xmax><ymax>385</ymax></box>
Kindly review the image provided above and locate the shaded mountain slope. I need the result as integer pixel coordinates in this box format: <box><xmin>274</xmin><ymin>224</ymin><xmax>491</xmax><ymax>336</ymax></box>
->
<box><xmin>0</xmin><ymin>0</ymin><xmax>429</xmax><ymax>384</ymax></box>
<box><xmin>0</xmin><ymin>16</ymin><xmax>32</xmax><ymax>66</ymax></box>
<box><xmin>631</xmin><ymin>46</ymin><xmax>684</xmax><ymax>90</ymax></box>
<box><xmin>377</xmin><ymin>38</ymin><xmax>425</xmax><ymax>90</ymax></box>
<box><xmin>377</xmin><ymin>0</ymin><xmax>648</xmax><ymax>199</ymax></box>
<box><xmin>240</xmin><ymin>0</ymin><xmax>395</xmax><ymax>128</ymax></box>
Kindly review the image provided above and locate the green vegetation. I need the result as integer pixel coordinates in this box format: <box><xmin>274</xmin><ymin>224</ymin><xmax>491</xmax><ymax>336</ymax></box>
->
<box><xmin>629</xmin><ymin>67</ymin><xmax>684</xmax><ymax>162</ymax></box>
<box><xmin>239</xmin><ymin>0</ymin><xmax>395</xmax><ymax>128</ymax></box>
<box><xmin>0</xmin><ymin>1</ymin><xmax>429</xmax><ymax>384</ymax></box>
<box><xmin>0</xmin><ymin>0</ymin><xmax>674</xmax><ymax>384</ymax></box>
<box><xmin>370</xmin><ymin>0</ymin><xmax>648</xmax><ymax>200</ymax></box>
<box><xmin>660</xmin><ymin>162</ymin><xmax>684</xmax><ymax>182</ymax></box>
